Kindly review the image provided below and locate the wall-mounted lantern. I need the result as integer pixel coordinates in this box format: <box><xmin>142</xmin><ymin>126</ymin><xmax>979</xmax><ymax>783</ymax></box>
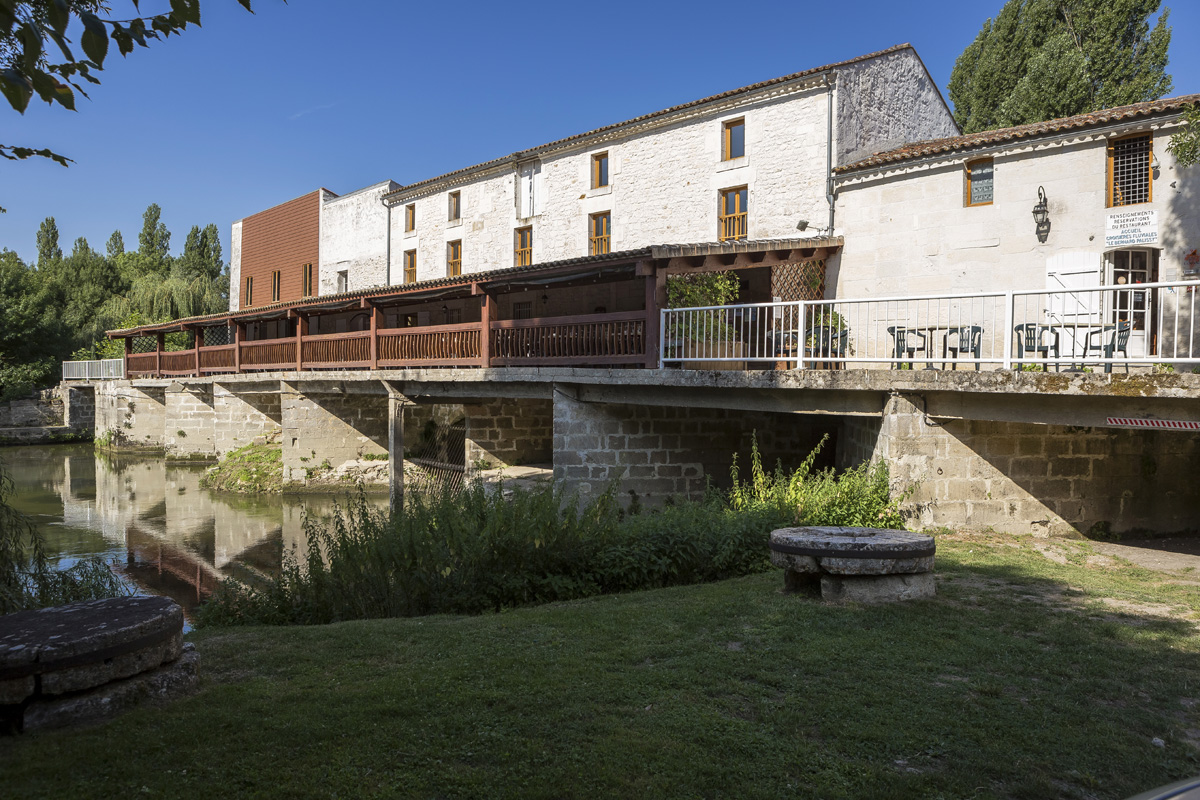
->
<box><xmin>1032</xmin><ymin>186</ymin><xmax>1051</xmax><ymax>243</ymax></box>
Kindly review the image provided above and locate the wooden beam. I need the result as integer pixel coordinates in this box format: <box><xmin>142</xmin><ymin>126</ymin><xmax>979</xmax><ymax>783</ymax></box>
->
<box><xmin>478</xmin><ymin>292</ymin><xmax>492</xmax><ymax>368</ymax></box>
<box><xmin>192</xmin><ymin>327</ymin><xmax>201</xmax><ymax>377</ymax></box>
<box><xmin>294</xmin><ymin>313</ymin><xmax>304</xmax><ymax>372</ymax></box>
<box><xmin>233</xmin><ymin>323</ymin><xmax>242</xmax><ymax>374</ymax></box>
<box><xmin>155</xmin><ymin>332</ymin><xmax>164</xmax><ymax>378</ymax></box>
<box><xmin>370</xmin><ymin>305</ymin><xmax>381</xmax><ymax>370</ymax></box>
<box><xmin>124</xmin><ymin>337</ymin><xmax>132</xmax><ymax>380</ymax></box>
<box><xmin>643</xmin><ymin>275</ymin><xmax>659</xmax><ymax>369</ymax></box>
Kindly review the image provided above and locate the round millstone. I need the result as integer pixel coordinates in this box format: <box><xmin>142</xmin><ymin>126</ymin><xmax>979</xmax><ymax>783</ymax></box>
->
<box><xmin>769</xmin><ymin>526</ymin><xmax>936</xmax><ymax>576</ymax></box>
<box><xmin>0</xmin><ymin>596</ymin><xmax>183</xmax><ymax>704</ymax></box>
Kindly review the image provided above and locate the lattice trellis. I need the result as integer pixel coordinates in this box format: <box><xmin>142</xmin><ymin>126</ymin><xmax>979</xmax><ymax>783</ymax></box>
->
<box><xmin>770</xmin><ymin>260</ymin><xmax>825</xmax><ymax>302</ymax></box>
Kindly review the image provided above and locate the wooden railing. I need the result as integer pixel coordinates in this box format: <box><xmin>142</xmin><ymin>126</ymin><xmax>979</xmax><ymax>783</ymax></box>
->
<box><xmin>126</xmin><ymin>353</ymin><xmax>158</xmax><ymax>376</ymax></box>
<box><xmin>117</xmin><ymin>310</ymin><xmax>654</xmax><ymax>377</ymax></box>
<box><xmin>719</xmin><ymin>212</ymin><xmax>747</xmax><ymax>242</ymax></box>
<box><xmin>240</xmin><ymin>338</ymin><xmax>296</xmax><ymax>371</ymax></box>
<box><xmin>199</xmin><ymin>345</ymin><xmax>236</xmax><ymax>372</ymax></box>
<box><xmin>302</xmin><ymin>332</ymin><xmax>371</xmax><ymax>369</ymax></box>
<box><xmin>379</xmin><ymin>323</ymin><xmax>481</xmax><ymax>367</ymax></box>
<box><xmin>490</xmin><ymin>311</ymin><xmax>647</xmax><ymax>366</ymax></box>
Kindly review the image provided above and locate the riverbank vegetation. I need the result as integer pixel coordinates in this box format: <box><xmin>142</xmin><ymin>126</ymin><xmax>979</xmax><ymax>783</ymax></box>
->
<box><xmin>198</xmin><ymin>442</ymin><xmax>904</xmax><ymax>626</ymax></box>
<box><xmin>199</xmin><ymin>442</ymin><xmax>283</xmax><ymax>494</ymax></box>
<box><xmin>3</xmin><ymin>531</ymin><xmax>1199</xmax><ymax>799</ymax></box>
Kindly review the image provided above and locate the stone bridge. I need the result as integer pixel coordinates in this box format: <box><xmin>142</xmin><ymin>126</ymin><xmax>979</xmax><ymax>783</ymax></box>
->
<box><xmin>77</xmin><ymin>366</ymin><xmax>1200</xmax><ymax>537</ymax></box>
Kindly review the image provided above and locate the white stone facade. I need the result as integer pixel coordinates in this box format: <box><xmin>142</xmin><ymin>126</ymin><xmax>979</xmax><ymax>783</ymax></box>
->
<box><xmin>228</xmin><ymin>219</ymin><xmax>242</xmax><ymax>311</ymax></box>
<box><xmin>318</xmin><ymin>46</ymin><xmax>957</xmax><ymax>294</ymax></box>
<box><xmin>318</xmin><ymin>181</ymin><xmax>399</xmax><ymax>295</ymax></box>
<box><xmin>832</xmin><ymin>118</ymin><xmax>1200</xmax><ymax>299</ymax></box>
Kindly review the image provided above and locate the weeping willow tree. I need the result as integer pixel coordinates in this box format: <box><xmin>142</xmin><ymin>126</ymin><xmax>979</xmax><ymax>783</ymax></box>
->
<box><xmin>96</xmin><ymin>260</ymin><xmax>228</xmax><ymax>354</ymax></box>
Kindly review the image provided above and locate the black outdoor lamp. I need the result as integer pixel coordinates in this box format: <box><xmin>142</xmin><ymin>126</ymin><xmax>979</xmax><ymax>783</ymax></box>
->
<box><xmin>1032</xmin><ymin>186</ymin><xmax>1051</xmax><ymax>243</ymax></box>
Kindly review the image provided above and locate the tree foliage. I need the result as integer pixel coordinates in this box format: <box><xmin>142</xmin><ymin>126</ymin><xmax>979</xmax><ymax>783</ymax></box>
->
<box><xmin>1167</xmin><ymin>106</ymin><xmax>1200</xmax><ymax>169</ymax></box>
<box><xmin>0</xmin><ymin>204</ymin><xmax>228</xmax><ymax>398</ymax></box>
<box><xmin>949</xmin><ymin>0</ymin><xmax>1172</xmax><ymax>134</ymax></box>
<box><xmin>0</xmin><ymin>0</ymin><xmax>262</xmax><ymax>165</ymax></box>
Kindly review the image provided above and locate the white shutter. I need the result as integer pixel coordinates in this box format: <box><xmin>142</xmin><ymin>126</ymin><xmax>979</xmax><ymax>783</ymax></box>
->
<box><xmin>1045</xmin><ymin>252</ymin><xmax>1103</xmax><ymax>325</ymax></box>
<box><xmin>516</xmin><ymin>163</ymin><xmax>541</xmax><ymax>219</ymax></box>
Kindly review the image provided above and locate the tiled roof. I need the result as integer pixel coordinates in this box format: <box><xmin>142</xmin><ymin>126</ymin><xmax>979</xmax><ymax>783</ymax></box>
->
<box><xmin>835</xmin><ymin>94</ymin><xmax>1200</xmax><ymax>174</ymax></box>
<box><xmin>108</xmin><ymin>237</ymin><xmax>842</xmax><ymax>336</ymax></box>
<box><xmin>382</xmin><ymin>45</ymin><xmax>917</xmax><ymax>201</ymax></box>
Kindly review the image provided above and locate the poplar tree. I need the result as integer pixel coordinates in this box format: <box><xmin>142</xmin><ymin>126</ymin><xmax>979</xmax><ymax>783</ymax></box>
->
<box><xmin>137</xmin><ymin>203</ymin><xmax>170</xmax><ymax>268</ymax></box>
<box><xmin>35</xmin><ymin>216</ymin><xmax>61</xmax><ymax>269</ymax></box>
<box><xmin>105</xmin><ymin>230</ymin><xmax>124</xmax><ymax>259</ymax></box>
<box><xmin>949</xmin><ymin>0</ymin><xmax>1173</xmax><ymax>134</ymax></box>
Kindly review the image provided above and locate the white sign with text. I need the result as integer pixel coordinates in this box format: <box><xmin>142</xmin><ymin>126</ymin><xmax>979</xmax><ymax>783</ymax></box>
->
<box><xmin>1105</xmin><ymin>209</ymin><xmax>1159</xmax><ymax>247</ymax></box>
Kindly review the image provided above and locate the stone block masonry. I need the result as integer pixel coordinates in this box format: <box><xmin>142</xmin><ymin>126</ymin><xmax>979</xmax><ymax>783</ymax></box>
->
<box><xmin>165</xmin><ymin>385</ymin><xmax>215</xmax><ymax>459</ymax></box>
<box><xmin>93</xmin><ymin>382</ymin><xmax>165</xmax><ymax>450</ymax></box>
<box><xmin>463</xmin><ymin>399</ymin><xmax>553</xmax><ymax>470</ymax></box>
<box><xmin>861</xmin><ymin>394</ymin><xmax>1200</xmax><ymax>536</ymax></box>
<box><xmin>280</xmin><ymin>384</ymin><xmax>388</xmax><ymax>486</ymax></box>
<box><xmin>213</xmin><ymin>384</ymin><xmax>282</xmax><ymax>455</ymax></box>
<box><xmin>553</xmin><ymin>391</ymin><xmax>838</xmax><ymax>505</ymax></box>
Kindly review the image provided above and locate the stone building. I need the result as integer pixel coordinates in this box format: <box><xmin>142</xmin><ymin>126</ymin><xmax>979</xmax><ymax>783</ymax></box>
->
<box><xmin>230</xmin><ymin>44</ymin><xmax>957</xmax><ymax>308</ymax></box>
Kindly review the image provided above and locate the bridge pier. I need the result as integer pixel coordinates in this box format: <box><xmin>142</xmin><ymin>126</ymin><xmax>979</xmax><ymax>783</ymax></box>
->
<box><xmin>213</xmin><ymin>382</ymin><xmax>282</xmax><ymax>455</ymax></box>
<box><xmin>462</xmin><ymin>399</ymin><xmax>553</xmax><ymax>470</ymax></box>
<box><xmin>279</xmin><ymin>382</ymin><xmax>388</xmax><ymax>487</ymax></box>
<box><xmin>165</xmin><ymin>384</ymin><xmax>215</xmax><ymax>459</ymax></box>
<box><xmin>94</xmin><ymin>381</ymin><xmax>166</xmax><ymax>451</ymax></box>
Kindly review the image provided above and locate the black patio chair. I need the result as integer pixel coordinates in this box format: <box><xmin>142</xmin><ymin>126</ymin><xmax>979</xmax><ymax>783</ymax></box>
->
<box><xmin>1084</xmin><ymin>320</ymin><xmax>1132</xmax><ymax>374</ymax></box>
<box><xmin>1013</xmin><ymin>323</ymin><xmax>1060</xmax><ymax>371</ymax></box>
<box><xmin>804</xmin><ymin>325</ymin><xmax>849</xmax><ymax>369</ymax></box>
<box><xmin>945</xmin><ymin>325</ymin><xmax>983</xmax><ymax>371</ymax></box>
<box><xmin>886</xmin><ymin>326</ymin><xmax>926</xmax><ymax>370</ymax></box>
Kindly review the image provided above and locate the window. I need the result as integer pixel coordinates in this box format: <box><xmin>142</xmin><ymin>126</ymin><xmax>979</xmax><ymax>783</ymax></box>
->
<box><xmin>723</xmin><ymin>118</ymin><xmax>745</xmax><ymax>160</ymax></box>
<box><xmin>515</xmin><ymin>226</ymin><xmax>533</xmax><ymax>266</ymax></box>
<box><xmin>589</xmin><ymin>212</ymin><xmax>611</xmax><ymax>255</ymax></box>
<box><xmin>271</xmin><ymin>270</ymin><xmax>281</xmax><ymax>302</ymax></box>
<box><xmin>447</xmin><ymin>240</ymin><xmax>462</xmax><ymax>277</ymax></box>
<box><xmin>445</xmin><ymin>307</ymin><xmax>463</xmax><ymax>325</ymax></box>
<box><xmin>513</xmin><ymin>300</ymin><xmax>534</xmax><ymax>319</ymax></box>
<box><xmin>403</xmin><ymin>249</ymin><xmax>417</xmax><ymax>283</ymax></box>
<box><xmin>336</xmin><ymin>270</ymin><xmax>348</xmax><ymax>294</ymax></box>
<box><xmin>302</xmin><ymin>263</ymin><xmax>315</xmax><ymax>297</ymax></box>
<box><xmin>1108</xmin><ymin>134</ymin><xmax>1152</xmax><ymax>207</ymax></box>
<box><xmin>244</xmin><ymin>276</ymin><xmax>253</xmax><ymax>307</ymax></box>
<box><xmin>592</xmin><ymin>152</ymin><xmax>609</xmax><ymax>188</ymax></box>
<box><xmin>404</xmin><ymin>203</ymin><xmax>416</xmax><ymax>232</ymax></box>
<box><xmin>448</xmin><ymin>191</ymin><xmax>461</xmax><ymax>222</ymax></box>
<box><xmin>719</xmin><ymin>186</ymin><xmax>748</xmax><ymax>241</ymax></box>
<box><xmin>964</xmin><ymin>159</ymin><xmax>994</xmax><ymax>206</ymax></box>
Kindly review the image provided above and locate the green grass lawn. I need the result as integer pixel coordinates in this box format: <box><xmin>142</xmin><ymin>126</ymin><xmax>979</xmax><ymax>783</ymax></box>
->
<box><xmin>3</xmin><ymin>533</ymin><xmax>1199</xmax><ymax>799</ymax></box>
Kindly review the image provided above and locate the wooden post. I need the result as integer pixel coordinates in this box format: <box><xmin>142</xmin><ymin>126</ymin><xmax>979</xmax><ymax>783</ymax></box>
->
<box><xmin>155</xmin><ymin>332</ymin><xmax>164</xmax><ymax>378</ymax></box>
<box><xmin>233</xmin><ymin>322</ymin><xmax>242</xmax><ymax>374</ymax></box>
<box><xmin>370</xmin><ymin>303</ymin><xmax>380</xmax><ymax>370</ymax></box>
<box><xmin>643</xmin><ymin>271</ymin><xmax>659</xmax><ymax>369</ymax></box>
<box><xmin>123</xmin><ymin>337</ymin><xmax>132</xmax><ymax>380</ymax></box>
<box><xmin>479</xmin><ymin>290</ymin><xmax>492</xmax><ymax>368</ymax></box>
<box><xmin>193</xmin><ymin>327</ymin><xmax>202</xmax><ymax>376</ymax></box>
<box><xmin>388</xmin><ymin>392</ymin><xmax>406</xmax><ymax>516</ymax></box>
<box><xmin>294</xmin><ymin>313</ymin><xmax>304</xmax><ymax>372</ymax></box>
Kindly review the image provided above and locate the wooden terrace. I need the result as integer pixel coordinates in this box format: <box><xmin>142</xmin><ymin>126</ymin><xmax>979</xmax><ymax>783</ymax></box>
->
<box><xmin>108</xmin><ymin>239</ymin><xmax>839</xmax><ymax>380</ymax></box>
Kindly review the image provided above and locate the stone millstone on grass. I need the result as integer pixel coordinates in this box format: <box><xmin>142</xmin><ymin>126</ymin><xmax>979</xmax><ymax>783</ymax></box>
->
<box><xmin>769</xmin><ymin>526</ymin><xmax>937</xmax><ymax>603</ymax></box>
<box><xmin>0</xmin><ymin>596</ymin><xmax>199</xmax><ymax>734</ymax></box>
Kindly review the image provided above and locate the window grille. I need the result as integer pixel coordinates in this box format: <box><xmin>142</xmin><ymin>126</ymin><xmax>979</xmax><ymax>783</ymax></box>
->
<box><xmin>719</xmin><ymin>187</ymin><xmax>748</xmax><ymax>241</ymax></box>
<box><xmin>589</xmin><ymin>212</ymin><xmax>611</xmax><ymax>255</ymax></box>
<box><xmin>244</xmin><ymin>276</ymin><xmax>253</xmax><ymax>307</ymax></box>
<box><xmin>515</xmin><ymin>226</ymin><xmax>533</xmax><ymax>266</ymax></box>
<box><xmin>403</xmin><ymin>250</ymin><xmax>417</xmax><ymax>283</ymax></box>
<box><xmin>271</xmin><ymin>270</ymin><xmax>281</xmax><ymax>302</ymax></box>
<box><xmin>302</xmin><ymin>263</ymin><xmax>315</xmax><ymax>297</ymax></box>
<box><xmin>1109</xmin><ymin>135</ymin><xmax>1152</xmax><ymax>207</ymax></box>
<box><xmin>513</xmin><ymin>300</ymin><xmax>533</xmax><ymax>319</ymax></box>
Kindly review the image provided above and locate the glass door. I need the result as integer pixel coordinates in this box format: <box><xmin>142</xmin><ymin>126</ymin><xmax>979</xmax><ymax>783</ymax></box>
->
<box><xmin>1107</xmin><ymin>248</ymin><xmax>1159</xmax><ymax>357</ymax></box>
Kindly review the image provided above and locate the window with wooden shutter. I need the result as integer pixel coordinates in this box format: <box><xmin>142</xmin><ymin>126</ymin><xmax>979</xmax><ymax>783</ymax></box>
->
<box><xmin>447</xmin><ymin>240</ymin><xmax>462</xmax><ymax>277</ymax></box>
<box><xmin>589</xmin><ymin>212</ymin><xmax>611</xmax><ymax>255</ymax></box>
<box><xmin>723</xmin><ymin>118</ymin><xmax>745</xmax><ymax>160</ymax></box>
<box><xmin>403</xmin><ymin>250</ymin><xmax>417</xmax><ymax>283</ymax></box>
<box><xmin>514</xmin><ymin>226</ymin><xmax>533</xmax><ymax>266</ymax></box>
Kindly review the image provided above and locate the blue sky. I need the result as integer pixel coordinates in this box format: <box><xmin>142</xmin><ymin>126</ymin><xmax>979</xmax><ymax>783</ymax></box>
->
<box><xmin>2</xmin><ymin>0</ymin><xmax>1194</xmax><ymax>264</ymax></box>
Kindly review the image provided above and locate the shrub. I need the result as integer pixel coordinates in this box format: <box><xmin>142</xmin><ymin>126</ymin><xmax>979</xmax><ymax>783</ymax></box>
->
<box><xmin>200</xmin><ymin>438</ymin><xmax>907</xmax><ymax>627</ymax></box>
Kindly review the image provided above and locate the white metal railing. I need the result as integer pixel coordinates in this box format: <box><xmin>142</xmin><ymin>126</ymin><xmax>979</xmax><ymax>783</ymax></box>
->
<box><xmin>61</xmin><ymin>358</ymin><xmax>124</xmax><ymax>380</ymax></box>
<box><xmin>660</xmin><ymin>280</ymin><xmax>1200</xmax><ymax>372</ymax></box>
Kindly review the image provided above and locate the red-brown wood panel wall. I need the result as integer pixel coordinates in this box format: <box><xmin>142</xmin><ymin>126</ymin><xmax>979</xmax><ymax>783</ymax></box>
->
<box><xmin>239</xmin><ymin>190</ymin><xmax>319</xmax><ymax>309</ymax></box>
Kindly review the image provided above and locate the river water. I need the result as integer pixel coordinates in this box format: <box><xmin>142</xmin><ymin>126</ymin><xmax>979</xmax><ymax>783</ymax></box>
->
<box><xmin>2</xmin><ymin>444</ymin><xmax>387</xmax><ymax>618</ymax></box>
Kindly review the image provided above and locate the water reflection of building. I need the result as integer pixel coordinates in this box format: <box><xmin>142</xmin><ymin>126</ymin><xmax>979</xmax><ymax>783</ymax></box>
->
<box><xmin>41</xmin><ymin>448</ymin><xmax>384</xmax><ymax>608</ymax></box>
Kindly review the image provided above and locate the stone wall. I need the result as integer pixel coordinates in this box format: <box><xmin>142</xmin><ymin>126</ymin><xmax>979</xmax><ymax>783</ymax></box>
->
<box><xmin>868</xmin><ymin>394</ymin><xmax>1200</xmax><ymax>536</ymax></box>
<box><xmin>0</xmin><ymin>388</ymin><xmax>62</xmax><ymax>428</ymax></box>
<box><xmin>319</xmin><ymin>182</ymin><xmax>398</xmax><ymax>295</ymax></box>
<box><xmin>212</xmin><ymin>384</ymin><xmax>282</xmax><ymax>455</ymax></box>
<box><xmin>553</xmin><ymin>394</ymin><xmax>837</xmax><ymax>504</ymax></box>
<box><xmin>463</xmin><ymin>399</ymin><xmax>553</xmax><ymax>469</ymax></box>
<box><xmin>165</xmin><ymin>385</ymin><xmax>216</xmax><ymax>459</ymax></box>
<box><xmin>280</xmin><ymin>385</ymin><xmax>388</xmax><ymax>485</ymax></box>
<box><xmin>94</xmin><ymin>382</ymin><xmax>165</xmax><ymax>450</ymax></box>
<box><xmin>62</xmin><ymin>386</ymin><xmax>95</xmax><ymax>432</ymax></box>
